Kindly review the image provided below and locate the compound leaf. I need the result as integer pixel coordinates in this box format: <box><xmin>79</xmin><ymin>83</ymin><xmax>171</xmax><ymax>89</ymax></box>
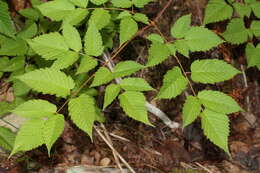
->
<box><xmin>191</xmin><ymin>59</ymin><xmax>240</xmax><ymax>84</ymax></box>
<box><xmin>113</xmin><ymin>61</ymin><xmax>144</xmax><ymax>78</ymax></box>
<box><xmin>17</xmin><ymin>68</ymin><xmax>75</xmax><ymax>98</ymax></box>
<box><xmin>12</xmin><ymin>99</ymin><xmax>57</xmax><ymax>119</ymax></box>
<box><xmin>198</xmin><ymin>90</ymin><xmax>243</xmax><ymax>114</ymax></box>
<box><xmin>90</xmin><ymin>67</ymin><xmax>113</xmax><ymax>87</ymax></box>
<box><xmin>120</xmin><ymin>17</ymin><xmax>138</xmax><ymax>45</ymax></box>
<box><xmin>119</xmin><ymin>91</ymin><xmax>151</xmax><ymax>125</ymax></box>
<box><xmin>119</xmin><ymin>78</ymin><xmax>154</xmax><ymax>91</ymax></box>
<box><xmin>201</xmin><ymin>109</ymin><xmax>230</xmax><ymax>155</ymax></box>
<box><xmin>157</xmin><ymin>67</ymin><xmax>188</xmax><ymax>99</ymax></box>
<box><xmin>182</xmin><ymin>96</ymin><xmax>201</xmax><ymax>127</ymax></box>
<box><xmin>103</xmin><ymin>84</ymin><xmax>120</xmax><ymax>109</ymax></box>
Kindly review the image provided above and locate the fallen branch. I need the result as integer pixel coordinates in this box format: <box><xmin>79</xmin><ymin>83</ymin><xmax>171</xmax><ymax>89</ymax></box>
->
<box><xmin>103</xmin><ymin>52</ymin><xmax>180</xmax><ymax>129</ymax></box>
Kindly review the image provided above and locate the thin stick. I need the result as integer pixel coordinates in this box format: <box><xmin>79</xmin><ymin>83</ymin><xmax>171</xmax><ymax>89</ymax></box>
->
<box><xmin>240</xmin><ymin>65</ymin><xmax>250</xmax><ymax>112</ymax></box>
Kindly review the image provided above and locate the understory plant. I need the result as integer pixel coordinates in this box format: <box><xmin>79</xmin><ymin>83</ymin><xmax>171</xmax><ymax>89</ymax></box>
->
<box><xmin>0</xmin><ymin>0</ymin><xmax>259</xmax><ymax>158</ymax></box>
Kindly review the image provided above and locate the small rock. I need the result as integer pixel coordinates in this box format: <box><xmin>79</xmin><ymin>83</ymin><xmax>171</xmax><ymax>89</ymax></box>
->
<box><xmin>100</xmin><ymin>157</ymin><xmax>111</xmax><ymax>166</ymax></box>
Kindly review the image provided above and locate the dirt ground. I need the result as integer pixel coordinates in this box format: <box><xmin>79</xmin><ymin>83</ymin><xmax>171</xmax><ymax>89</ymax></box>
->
<box><xmin>0</xmin><ymin>0</ymin><xmax>260</xmax><ymax>173</ymax></box>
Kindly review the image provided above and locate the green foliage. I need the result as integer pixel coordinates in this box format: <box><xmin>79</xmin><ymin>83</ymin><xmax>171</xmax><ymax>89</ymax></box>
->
<box><xmin>171</xmin><ymin>14</ymin><xmax>191</xmax><ymax>39</ymax></box>
<box><xmin>182</xmin><ymin>96</ymin><xmax>201</xmax><ymax>127</ymax></box>
<box><xmin>119</xmin><ymin>91</ymin><xmax>151</xmax><ymax>125</ymax></box>
<box><xmin>90</xmin><ymin>0</ymin><xmax>108</xmax><ymax>5</ymax></box>
<box><xmin>69</xmin><ymin>0</ymin><xmax>88</xmax><ymax>8</ymax></box>
<box><xmin>250</xmin><ymin>21</ymin><xmax>260</xmax><ymax>37</ymax></box>
<box><xmin>90</xmin><ymin>67</ymin><xmax>114</xmax><ymax>87</ymax></box>
<box><xmin>120</xmin><ymin>17</ymin><xmax>138</xmax><ymax>45</ymax></box>
<box><xmin>76</xmin><ymin>55</ymin><xmax>98</xmax><ymax>74</ymax></box>
<box><xmin>146</xmin><ymin>34</ymin><xmax>164</xmax><ymax>43</ymax></box>
<box><xmin>133</xmin><ymin>13</ymin><xmax>149</xmax><ymax>24</ymax></box>
<box><xmin>0</xmin><ymin>0</ymin><xmax>16</xmax><ymax>38</ymax></box>
<box><xmin>103</xmin><ymin>84</ymin><xmax>121</xmax><ymax>109</ymax></box>
<box><xmin>113</xmin><ymin>61</ymin><xmax>144</xmax><ymax>78</ymax></box>
<box><xmin>111</xmin><ymin>0</ymin><xmax>132</xmax><ymax>8</ymax></box>
<box><xmin>157</xmin><ymin>67</ymin><xmax>188</xmax><ymax>99</ymax></box>
<box><xmin>191</xmin><ymin>59</ymin><xmax>241</xmax><ymax>84</ymax></box>
<box><xmin>62</xmin><ymin>22</ymin><xmax>82</xmax><ymax>52</ymax></box>
<box><xmin>146</xmin><ymin>42</ymin><xmax>170</xmax><ymax>66</ymax></box>
<box><xmin>89</xmin><ymin>9</ymin><xmax>111</xmax><ymax>30</ymax></box>
<box><xmin>119</xmin><ymin>78</ymin><xmax>154</xmax><ymax>91</ymax></box>
<box><xmin>0</xmin><ymin>127</ymin><xmax>15</xmax><ymax>152</ymax></box>
<box><xmin>246</xmin><ymin>43</ymin><xmax>260</xmax><ymax>70</ymax></box>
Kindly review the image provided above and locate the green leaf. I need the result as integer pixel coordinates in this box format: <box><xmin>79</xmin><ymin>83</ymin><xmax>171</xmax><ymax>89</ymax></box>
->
<box><xmin>198</xmin><ymin>90</ymin><xmax>243</xmax><ymax>114</ymax></box>
<box><xmin>191</xmin><ymin>59</ymin><xmax>241</xmax><ymax>84</ymax></box>
<box><xmin>0</xmin><ymin>56</ymin><xmax>25</xmax><ymax>72</ymax></box>
<box><xmin>103</xmin><ymin>84</ymin><xmax>120</xmax><ymax>109</ymax></box>
<box><xmin>0</xmin><ymin>127</ymin><xmax>15</xmax><ymax>151</ymax></box>
<box><xmin>19</xmin><ymin>8</ymin><xmax>40</xmax><ymax>21</ymax></box>
<box><xmin>68</xmin><ymin>94</ymin><xmax>96</xmax><ymax>138</ymax></box>
<box><xmin>120</xmin><ymin>17</ymin><xmax>138</xmax><ymax>45</ymax></box>
<box><xmin>146</xmin><ymin>42</ymin><xmax>171</xmax><ymax>66</ymax></box>
<box><xmin>133</xmin><ymin>0</ymin><xmax>153</xmax><ymax>8</ymax></box>
<box><xmin>63</xmin><ymin>8</ymin><xmax>89</xmax><ymax>26</ymax></box>
<box><xmin>51</xmin><ymin>51</ymin><xmax>79</xmax><ymax>70</ymax></box>
<box><xmin>76</xmin><ymin>55</ymin><xmax>98</xmax><ymax>74</ymax></box>
<box><xmin>28</xmin><ymin>32</ymin><xmax>69</xmax><ymax>60</ymax></box>
<box><xmin>0</xmin><ymin>0</ymin><xmax>16</xmax><ymax>38</ymax></box>
<box><xmin>173</xmin><ymin>39</ymin><xmax>190</xmax><ymax>57</ymax></box>
<box><xmin>113</xmin><ymin>61</ymin><xmax>144</xmax><ymax>78</ymax></box>
<box><xmin>182</xmin><ymin>96</ymin><xmax>201</xmax><ymax>127</ymax></box>
<box><xmin>119</xmin><ymin>91</ymin><xmax>151</xmax><ymax>125</ymax></box>
<box><xmin>250</xmin><ymin>20</ymin><xmax>260</xmax><ymax>37</ymax></box>
<box><xmin>133</xmin><ymin>13</ymin><xmax>149</xmax><ymax>24</ymax></box>
<box><xmin>0</xmin><ymin>38</ymin><xmax>28</xmax><ymax>56</ymax></box>
<box><xmin>250</xmin><ymin>1</ymin><xmax>260</xmax><ymax>18</ymax></box>
<box><xmin>12</xmin><ymin>99</ymin><xmax>57</xmax><ymax>119</ymax></box>
<box><xmin>84</xmin><ymin>23</ymin><xmax>104</xmax><ymax>56</ymax></box>
<box><xmin>90</xmin><ymin>67</ymin><xmax>113</xmax><ymax>87</ymax></box>
<box><xmin>13</xmin><ymin>80</ymin><xmax>31</xmax><ymax>97</ymax></box>
<box><xmin>43</xmin><ymin>115</ymin><xmax>64</xmax><ymax>156</ymax></box>
<box><xmin>69</xmin><ymin>0</ymin><xmax>88</xmax><ymax>8</ymax></box>
<box><xmin>117</xmin><ymin>11</ymin><xmax>132</xmax><ymax>19</ymax></box>
<box><xmin>166</xmin><ymin>43</ymin><xmax>177</xmax><ymax>56</ymax></box>
<box><xmin>246</xmin><ymin>43</ymin><xmax>260</xmax><ymax>68</ymax></box>
<box><xmin>62</xmin><ymin>22</ymin><xmax>82</xmax><ymax>52</ymax></box>
<box><xmin>89</xmin><ymin>9</ymin><xmax>111</xmax><ymax>30</ymax></box>
<box><xmin>171</xmin><ymin>14</ymin><xmax>191</xmax><ymax>39</ymax></box>
<box><xmin>146</xmin><ymin>34</ymin><xmax>164</xmax><ymax>43</ymax></box>
<box><xmin>233</xmin><ymin>2</ymin><xmax>251</xmax><ymax>17</ymax></box>
<box><xmin>17</xmin><ymin>68</ymin><xmax>75</xmax><ymax>98</ymax></box>
<box><xmin>0</xmin><ymin>101</ymin><xmax>21</xmax><ymax>117</ymax></box>
<box><xmin>111</xmin><ymin>0</ymin><xmax>132</xmax><ymax>8</ymax></box>
<box><xmin>201</xmin><ymin>109</ymin><xmax>230</xmax><ymax>155</ymax></box>
<box><xmin>11</xmin><ymin>119</ymin><xmax>45</xmax><ymax>157</ymax></box>
<box><xmin>17</xmin><ymin>22</ymin><xmax>38</xmax><ymax>39</ymax></box>
<box><xmin>119</xmin><ymin>78</ymin><xmax>154</xmax><ymax>91</ymax></box>
<box><xmin>203</xmin><ymin>0</ymin><xmax>233</xmax><ymax>24</ymax></box>
<box><xmin>90</xmin><ymin>0</ymin><xmax>108</xmax><ymax>5</ymax></box>
<box><xmin>37</xmin><ymin>0</ymin><xmax>75</xmax><ymax>21</ymax></box>
<box><xmin>184</xmin><ymin>27</ymin><xmax>223</xmax><ymax>51</ymax></box>
<box><xmin>157</xmin><ymin>67</ymin><xmax>188</xmax><ymax>99</ymax></box>
<box><xmin>223</xmin><ymin>18</ymin><xmax>248</xmax><ymax>44</ymax></box>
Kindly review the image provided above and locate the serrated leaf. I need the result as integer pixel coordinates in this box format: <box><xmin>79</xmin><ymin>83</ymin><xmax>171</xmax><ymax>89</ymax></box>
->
<box><xmin>89</xmin><ymin>9</ymin><xmax>111</xmax><ymax>30</ymax></box>
<box><xmin>17</xmin><ymin>68</ymin><xmax>75</xmax><ymax>98</ymax></box>
<box><xmin>184</xmin><ymin>27</ymin><xmax>223</xmax><ymax>51</ymax></box>
<box><xmin>133</xmin><ymin>0</ymin><xmax>153</xmax><ymax>8</ymax></box>
<box><xmin>90</xmin><ymin>67</ymin><xmax>113</xmax><ymax>87</ymax></box>
<box><xmin>62</xmin><ymin>22</ymin><xmax>82</xmax><ymax>52</ymax></box>
<box><xmin>146</xmin><ymin>42</ymin><xmax>171</xmax><ymax>66</ymax></box>
<box><xmin>43</xmin><ymin>115</ymin><xmax>64</xmax><ymax>156</ymax></box>
<box><xmin>11</xmin><ymin>119</ymin><xmax>45</xmax><ymax>157</ymax></box>
<box><xmin>28</xmin><ymin>32</ymin><xmax>69</xmax><ymax>60</ymax></box>
<box><xmin>191</xmin><ymin>59</ymin><xmax>240</xmax><ymax>84</ymax></box>
<box><xmin>171</xmin><ymin>14</ymin><xmax>191</xmax><ymax>39</ymax></box>
<box><xmin>13</xmin><ymin>80</ymin><xmax>31</xmax><ymax>97</ymax></box>
<box><xmin>111</xmin><ymin>0</ymin><xmax>132</xmax><ymax>8</ymax></box>
<box><xmin>198</xmin><ymin>90</ymin><xmax>243</xmax><ymax>114</ymax></box>
<box><xmin>113</xmin><ymin>61</ymin><xmax>144</xmax><ymax>78</ymax></box>
<box><xmin>0</xmin><ymin>1</ymin><xmax>16</xmax><ymax>38</ymax></box>
<box><xmin>119</xmin><ymin>78</ymin><xmax>154</xmax><ymax>91</ymax></box>
<box><xmin>37</xmin><ymin>0</ymin><xmax>75</xmax><ymax>21</ymax></box>
<box><xmin>68</xmin><ymin>94</ymin><xmax>96</xmax><ymax>138</ymax></box>
<box><xmin>63</xmin><ymin>8</ymin><xmax>88</xmax><ymax>26</ymax></box>
<box><xmin>103</xmin><ymin>84</ymin><xmax>120</xmax><ymax>109</ymax></box>
<box><xmin>233</xmin><ymin>2</ymin><xmax>251</xmax><ymax>17</ymax></box>
<box><xmin>119</xmin><ymin>91</ymin><xmax>151</xmax><ymax>125</ymax></box>
<box><xmin>157</xmin><ymin>67</ymin><xmax>188</xmax><ymax>99</ymax></box>
<box><xmin>69</xmin><ymin>0</ymin><xmax>88</xmax><ymax>8</ymax></box>
<box><xmin>12</xmin><ymin>99</ymin><xmax>57</xmax><ymax>119</ymax></box>
<box><xmin>84</xmin><ymin>23</ymin><xmax>104</xmax><ymax>56</ymax></box>
<box><xmin>250</xmin><ymin>20</ymin><xmax>260</xmax><ymax>37</ymax></box>
<box><xmin>0</xmin><ymin>127</ymin><xmax>15</xmax><ymax>151</ymax></box>
<box><xmin>246</xmin><ymin>43</ymin><xmax>260</xmax><ymax>68</ymax></box>
<box><xmin>203</xmin><ymin>0</ymin><xmax>233</xmax><ymax>24</ymax></box>
<box><xmin>223</xmin><ymin>18</ymin><xmax>248</xmax><ymax>44</ymax></box>
<box><xmin>201</xmin><ymin>109</ymin><xmax>230</xmax><ymax>155</ymax></box>
<box><xmin>182</xmin><ymin>96</ymin><xmax>201</xmax><ymax>127</ymax></box>
<box><xmin>76</xmin><ymin>55</ymin><xmax>98</xmax><ymax>74</ymax></box>
<box><xmin>51</xmin><ymin>51</ymin><xmax>79</xmax><ymax>70</ymax></box>
<box><xmin>17</xmin><ymin>22</ymin><xmax>38</xmax><ymax>39</ymax></box>
<box><xmin>250</xmin><ymin>1</ymin><xmax>260</xmax><ymax>18</ymax></box>
<box><xmin>173</xmin><ymin>39</ymin><xmax>190</xmax><ymax>57</ymax></box>
<box><xmin>133</xmin><ymin>13</ymin><xmax>149</xmax><ymax>24</ymax></box>
<box><xmin>0</xmin><ymin>56</ymin><xmax>25</xmax><ymax>72</ymax></box>
<box><xmin>146</xmin><ymin>34</ymin><xmax>164</xmax><ymax>43</ymax></box>
<box><xmin>120</xmin><ymin>17</ymin><xmax>138</xmax><ymax>45</ymax></box>
<box><xmin>90</xmin><ymin>0</ymin><xmax>108</xmax><ymax>5</ymax></box>
<box><xmin>0</xmin><ymin>38</ymin><xmax>28</xmax><ymax>56</ymax></box>
<box><xmin>19</xmin><ymin>8</ymin><xmax>40</xmax><ymax>21</ymax></box>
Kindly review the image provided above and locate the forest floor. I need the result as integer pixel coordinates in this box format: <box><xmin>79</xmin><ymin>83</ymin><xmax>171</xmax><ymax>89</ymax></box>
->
<box><xmin>0</xmin><ymin>0</ymin><xmax>260</xmax><ymax>173</ymax></box>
